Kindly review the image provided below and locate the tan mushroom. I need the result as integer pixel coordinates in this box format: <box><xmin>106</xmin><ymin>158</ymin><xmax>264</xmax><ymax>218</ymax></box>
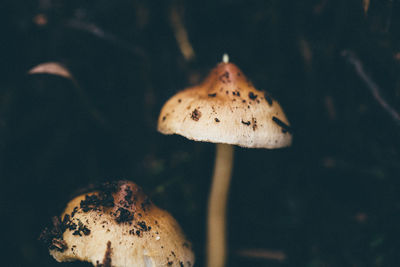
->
<box><xmin>40</xmin><ymin>180</ymin><xmax>194</xmax><ymax>267</ymax></box>
<box><xmin>158</xmin><ymin>54</ymin><xmax>292</xmax><ymax>267</ymax></box>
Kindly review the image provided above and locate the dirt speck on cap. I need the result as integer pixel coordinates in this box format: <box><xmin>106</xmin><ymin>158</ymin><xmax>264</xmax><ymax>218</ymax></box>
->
<box><xmin>96</xmin><ymin>241</ymin><xmax>112</xmax><ymax>267</ymax></box>
<box><xmin>252</xmin><ymin>118</ymin><xmax>257</xmax><ymax>131</ymax></box>
<box><xmin>264</xmin><ymin>92</ymin><xmax>273</xmax><ymax>106</ymax></box>
<box><xmin>241</xmin><ymin>120</ymin><xmax>250</xmax><ymax>126</ymax></box>
<box><xmin>191</xmin><ymin>109</ymin><xmax>201</xmax><ymax>121</ymax></box>
<box><xmin>249</xmin><ymin>92</ymin><xmax>257</xmax><ymax>100</ymax></box>
<box><xmin>272</xmin><ymin>116</ymin><xmax>292</xmax><ymax>133</ymax></box>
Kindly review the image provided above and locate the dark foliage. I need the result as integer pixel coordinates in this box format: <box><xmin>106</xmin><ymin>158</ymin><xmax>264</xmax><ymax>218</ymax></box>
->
<box><xmin>1</xmin><ymin>0</ymin><xmax>400</xmax><ymax>266</ymax></box>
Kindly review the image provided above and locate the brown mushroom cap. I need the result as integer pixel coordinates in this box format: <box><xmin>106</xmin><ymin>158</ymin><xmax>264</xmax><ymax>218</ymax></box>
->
<box><xmin>158</xmin><ymin>61</ymin><xmax>292</xmax><ymax>148</ymax></box>
<box><xmin>40</xmin><ymin>181</ymin><xmax>194</xmax><ymax>267</ymax></box>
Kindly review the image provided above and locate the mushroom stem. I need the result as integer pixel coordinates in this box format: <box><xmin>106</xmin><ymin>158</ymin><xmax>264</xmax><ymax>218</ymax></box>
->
<box><xmin>207</xmin><ymin>143</ymin><xmax>234</xmax><ymax>267</ymax></box>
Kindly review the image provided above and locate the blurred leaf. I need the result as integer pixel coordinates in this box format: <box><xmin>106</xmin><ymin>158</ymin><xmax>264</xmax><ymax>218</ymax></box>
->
<box><xmin>28</xmin><ymin>62</ymin><xmax>73</xmax><ymax>80</ymax></box>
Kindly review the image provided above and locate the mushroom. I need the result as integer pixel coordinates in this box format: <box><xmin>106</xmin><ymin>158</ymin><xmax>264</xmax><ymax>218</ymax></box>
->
<box><xmin>157</xmin><ymin>54</ymin><xmax>292</xmax><ymax>267</ymax></box>
<box><xmin>40</xmin><ymin>180</ymin><xmax>195</xmax><ymax>267</ymax></box>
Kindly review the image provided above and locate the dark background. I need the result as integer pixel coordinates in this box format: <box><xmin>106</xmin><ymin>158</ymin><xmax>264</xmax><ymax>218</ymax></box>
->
<box><xmin>1</xmin><ymin>0</ymin><xmax>400</xmax><ymax>266</ymax></box>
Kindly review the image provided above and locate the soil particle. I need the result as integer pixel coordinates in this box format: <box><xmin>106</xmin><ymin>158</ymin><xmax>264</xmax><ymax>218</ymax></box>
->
<box><xmin>264</xmin><ymin>92</ymin><xmax>273</xmax><ymax>106</ymax></box>
<box><xmin>115</xmin><ymin>208</ymin><xmax>134</xmax><ymax>223</ymax></box>
<box><xmin>191</xmin><ymin>109</ymin><xmax>201</xmax><ymax>121</ymax></box>
<box><xmin>241</xmin><ymin>120</ymin><xmax>251</xmax><ymax>126</ymax></box>
<box><xmin>124</xmin><ymin>187</ymin><xmax>133</xmax><ymax>206</ymax></box>
<box><xmin>137</xmin><ymin>221</ymin><xmax>149</xmax><ymax>231</ymax></box>
<box><xmin>272</xmin><ymin>116</ymin><xmax>292</xmax><ymax>133</ymax></box>
<box><xmin>72</xmin><ymin>221</ymin><xmax>91</xmax><ymax>236</ymax></box>
<box><xmin>219</xmin><ymin>71</ymin><xmax>231</xmax><ymax>83</ymax></box>
<box><xmin>232</xmin><ymin>90</ymin><xmax>240</xmax><ymax>96</ymax></box>
<box><xmin>71</xmin><ymin>207</ymin><xmax>78</xmax><ymax>217</ymax></box>
<box><xmin>248</xmin><ymin>92</ymin><xmax>257</xmax><ymax>100</ymax></box>
<box><xmin>39</xmin><ymin>215</ymin><xmax>72</xmax><ymax>252</ymax></box>
<box><xmin>252</xmin><ymin>118</ymin><xmax>257</xmax><ymax>131</ymax></box>
<box><xmin>141</xmin><ymin>196</ymin><xmax>151</xmax><ymax>212</ymax></box>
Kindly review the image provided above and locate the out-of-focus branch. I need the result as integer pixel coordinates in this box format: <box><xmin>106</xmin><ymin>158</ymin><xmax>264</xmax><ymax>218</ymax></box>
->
<box><xmin>237</xmin><ymin>248</ymin><xmax>286</xmax><ymax>262</ymax></box>
<box><xmin>341</xmin><ymin>50</ymin><xmax>400</xmax><ymax>125</ymax></box>
<box><xmin>64</xmin><ymin>18</ymin><xmax>154</xmax><ymax>128</ymax></box>
<box><xmin>169</xmin><ymin>5</ymin><xmax>195</xmax><ymax>61</ymax></box>
<box><xmin>363</xmin><ymin>0</ymin><xmax>370</xmax><ymax>15</ymax></box>
<box><xmin>65</xmin><ymin>19</ymin><xmax>147</xmax><ymax>60</ymax></box>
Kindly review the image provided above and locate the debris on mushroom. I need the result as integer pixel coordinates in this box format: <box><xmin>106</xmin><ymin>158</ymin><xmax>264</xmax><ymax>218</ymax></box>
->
<box><xmin>157</xmin><ymin>55</ymin><xmax>292</xmax><ymax>149</ymax></box>
<box><xmin>40</xmin><ymin>180</ymin><xmax>194</xmax><ymax>267</ymax></box>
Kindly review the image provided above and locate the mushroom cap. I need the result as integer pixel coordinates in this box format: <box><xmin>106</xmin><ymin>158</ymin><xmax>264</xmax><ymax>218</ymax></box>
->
<box><xmin>41</xmin><ymin>181</ymin><xmax>194</xmax><ymax>267</ymax></box>
<box><xmin>158</xmin><ymin>61</ymin><xmax>292</xmax><ymax>148</ymax></box>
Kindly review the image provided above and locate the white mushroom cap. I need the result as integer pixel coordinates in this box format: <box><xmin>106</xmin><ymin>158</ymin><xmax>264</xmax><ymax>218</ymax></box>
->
<box><xmin>158</xmin><ymin>61</ymin><xmax>292</xmax><ymax>148</ymax></box>
<box><xmin>40</xmin><ymin>181</ymin><xmax>194</xmax><ymax>267</ymax></box>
